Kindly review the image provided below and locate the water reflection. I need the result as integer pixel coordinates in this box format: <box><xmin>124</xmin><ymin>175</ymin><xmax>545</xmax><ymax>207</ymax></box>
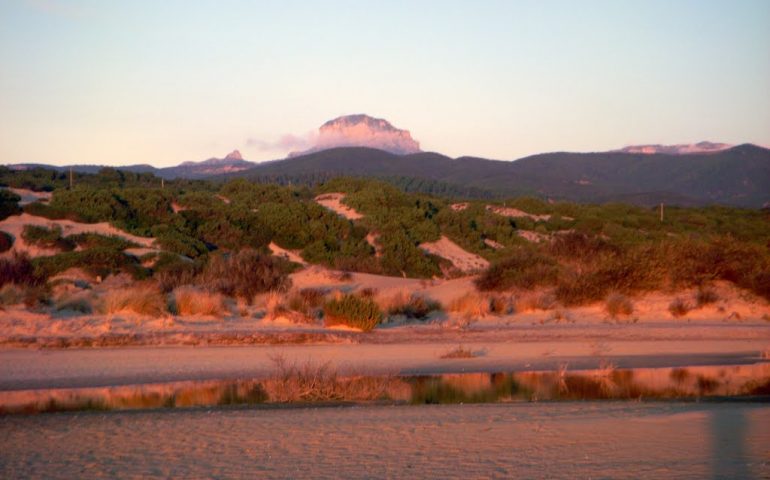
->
<box><xmin>1</xmin><ymin>363</ymin><xmax>768</xmax><ymax>415</ymax></box>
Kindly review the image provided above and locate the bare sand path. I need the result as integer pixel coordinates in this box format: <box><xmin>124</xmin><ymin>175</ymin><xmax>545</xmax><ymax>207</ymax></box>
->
<box><xmin>1</xmin><ymin>340</ymin><xmax>767</xmax><ymax>390</ymax></box>
<box><xmin>1</xmin><ymin>402</ymin><xmax>768</xmax><ymax>479</ymax></box>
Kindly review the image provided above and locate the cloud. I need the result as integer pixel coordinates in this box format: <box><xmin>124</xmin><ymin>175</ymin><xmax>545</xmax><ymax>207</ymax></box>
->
<box><xmin>245</xmin><ymin>132</ymin><xmax>317</xmax><ymax>153</ymax></box>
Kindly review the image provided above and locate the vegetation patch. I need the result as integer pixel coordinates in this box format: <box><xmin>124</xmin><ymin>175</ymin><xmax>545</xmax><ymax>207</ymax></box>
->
<box><xmin>0</xmin><ymin>231</ymin><xmax>14</xmax><ymax>253</ymax></box>
<box><xmin>21</xmin><ymin>225</ymin><xmax>74</xmax><ymax>251</ymax></box>
<box><xmin>170</xmin><ymin>286</ymin><xmax>227</xmax><ymax>316</ymax></box>
<box><xmin>323</xmin><ymin>293</ymin><xmax>383</xmax><ymax>331</ymax></box>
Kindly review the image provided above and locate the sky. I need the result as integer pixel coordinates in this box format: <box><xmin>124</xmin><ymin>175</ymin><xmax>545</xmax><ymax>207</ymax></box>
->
<box><xmin>1</xmin><ymin>0</ymin><xmax>768</xmax><ymax>167</ymax></box>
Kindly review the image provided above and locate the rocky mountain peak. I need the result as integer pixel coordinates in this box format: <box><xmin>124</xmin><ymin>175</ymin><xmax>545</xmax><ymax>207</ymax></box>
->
<box><xmin>291</xmin><ymin>114</ymin><xmax>421</xmax><ymax>156</ymax></box>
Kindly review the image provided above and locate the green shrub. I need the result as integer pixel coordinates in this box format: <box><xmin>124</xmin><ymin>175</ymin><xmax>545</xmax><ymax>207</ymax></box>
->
<box><xmin>21</xmin><ymin>225</ymin><xmax>74</xmax><ymax>251</ymax></box>
<box><xmin>0</xmin><ymin>189</ymin><xmax>21</xmax><ymax>221</ymax></box>
<box><xmin>65</xmin><ymin>233</ymin><xmax>138</xmax><ymax>250</ymax></box>
<box><xmin>33</xmin><ymin>247</ymin><xmax>144</xmax><ymax>280</ymax></box>
<box><xmin>323</xmin><ymin>294</ymin><xmax>382</xmax><ymax>331</ymax></box>
<box><xmin>23</xmin><ymin>202</ymin><xmax>84</xmax><ymax>222</ymax></box>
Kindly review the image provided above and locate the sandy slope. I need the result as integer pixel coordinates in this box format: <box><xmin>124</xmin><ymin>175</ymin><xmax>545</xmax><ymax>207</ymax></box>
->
<box><xmin>315</xmin><ymin>193</ymin><xmax>364</xmax><ymax>220</ymax></box>
<box><xmin>0</xmin><ymin>213</ymin><xmax>155</xmax><ymax>257</ymax></box>
<box><xmin>314</xmin><ymin>193</ymin><xmax>363</xmax><ymax>220</ymax></box>
<box><xmin>419</xmin><ymin>235</ymin><xmax>490</xmax><ymax>273</ymax></box>
<box><xmin>487</xmin><ymin>204</ymin><xmax>551</xmax><ymax>221</ymax></box>
<box><xmin>268</xmin><ymin>242</ymin><xmax>306</xmax><ymax>265</ymax></box>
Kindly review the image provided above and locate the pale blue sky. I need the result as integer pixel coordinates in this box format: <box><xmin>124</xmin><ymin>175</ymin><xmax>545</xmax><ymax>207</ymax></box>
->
<box><xmin>1</xmin><ymin>0</ymin><xmax>768</xmax><ymax>166</ymax></box>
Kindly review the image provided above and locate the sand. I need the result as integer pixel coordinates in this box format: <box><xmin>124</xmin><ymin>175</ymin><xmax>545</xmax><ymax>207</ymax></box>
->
<box><xmin>487</xmin><ymin>204</ymin><xmax>551</xmax><ymax>221</ymax></box>
<box><xmin>268</xmin><ymin>242</ymin><xmax>306</xmax><ymax>265</ymax></box>
<box><xmin>419</xmin><ymin>235</ymin><xmax>490</xmax><ymax>273</ymax></box>
<box><xmin>1</xmin><ymin>403</ymin><xmax>768</xmax><ymax>479</ymax></box>
<box><xmin>314</xmin><ymin>193</ymin><xmax>363</xmax><ymax>220</ymax></box>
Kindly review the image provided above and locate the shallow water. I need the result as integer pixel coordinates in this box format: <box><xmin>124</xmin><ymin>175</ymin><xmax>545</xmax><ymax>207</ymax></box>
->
<box><xmin>1</xmin><ymin>402</ymin><xmax>768</xmax><ymax>479</ymax></box>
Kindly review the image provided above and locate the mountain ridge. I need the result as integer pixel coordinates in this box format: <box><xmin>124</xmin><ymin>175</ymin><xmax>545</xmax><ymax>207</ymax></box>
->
<box><xmin>4</xmin><ymin>143</ymin><xmax>768</xmax><ymax>207</ymax></box>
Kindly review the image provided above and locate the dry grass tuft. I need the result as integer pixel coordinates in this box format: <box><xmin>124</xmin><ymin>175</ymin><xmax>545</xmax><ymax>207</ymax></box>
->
<box><xmin>286</xmin><ymin>288</ymin><xmax>327</xmax><ymax>320</ymax></box>
<box><xmin>440</xmin><ymin>345</ymin><xmax>477</xmax><ymax>359</ymax></box>
<box><xmin>517</xmin><ymin>292</ymin><xmax>558</xmax><ymax>312</ymax></box>
<box><xmin>383</xmin><ymin>291</ymin><xmax>442</xmax><ymax>320</ymax></box>
<box><xmin>448</xmin><ymin>292</ymin><xmax>491</xmax><ymax>318</ymax></box>
<box><xmin>99</xmin><ymin>283</ymin><xmax>167</xmax><ymax>316</ymax></box>
<box><xmin>263</xmin><ymin>354</ymin><xmax>394</xmax><ymax>402</ymax></box>
<box><xmin>170</xmin><ymin>286</ymin><xmax>226</xmax><ymax>316</ymax></box>
<box><xmin>605</xmin><ymin>293</ymin><xmax>633</xmax><ymax>318</ymax></box>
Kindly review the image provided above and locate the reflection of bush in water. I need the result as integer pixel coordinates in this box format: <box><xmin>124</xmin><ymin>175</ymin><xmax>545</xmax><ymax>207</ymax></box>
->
<box><xmin>696</xmin><ymin>375</ymin><xmax>720</xmax><ymax>395</ymax></box>
<box><xmin>410</xmin><ymin>374</ymin><xmax>522</xmax><ymax>404</ymax></box>
<box><xmin>218</xmin><ymin>384</ymin><xmax>268</xmax><ymax>405</ymax></box>
<box><xmin>740</xmin><ymin>378</ymin><xmax>770</xmax><ymax>395</ymax></box>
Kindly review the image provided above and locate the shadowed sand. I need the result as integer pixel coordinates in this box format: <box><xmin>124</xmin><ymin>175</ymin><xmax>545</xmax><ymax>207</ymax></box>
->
<box><xmin>1</xmin><ymin>403</ymin><xmax>768</xmax><ymax>479</ymax></box>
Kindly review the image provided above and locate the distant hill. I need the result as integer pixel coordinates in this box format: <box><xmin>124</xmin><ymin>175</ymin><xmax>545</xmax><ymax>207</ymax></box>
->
<box><xmin>7</xmin><ymin>150</ymin><xmax>257</xmax><ymax>180</ymax></box>
<box><xmin>219</xmin><ymin>144</ymin><xmax>770</xmax><ymax>207</ymax></box>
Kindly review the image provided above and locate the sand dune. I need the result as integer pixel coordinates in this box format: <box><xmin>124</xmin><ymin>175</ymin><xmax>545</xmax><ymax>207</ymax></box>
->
<box><xmin>487</xmin><ymin>204</ymin><xmax>551</xmax><ymax>221</ymax></box>
<box><xmin>0</xmin><ymin>213</ymin><xmax>155</xmax><ymax>257</ymax></box>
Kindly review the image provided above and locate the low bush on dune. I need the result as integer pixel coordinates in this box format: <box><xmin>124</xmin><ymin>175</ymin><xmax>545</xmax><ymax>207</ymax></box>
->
<box><xmin>200</xmin><ymin>249</ymin><xmax>292</xmax><ymax>303</ymax></box>
<box><xmin>0</xmin><ymin>252</ymin><xmax>43</xmax><ymax>288</ymax></box>
<box><xmin>0</xmin><ymin>231</ymin><xmax>13</xmax><ymax>253</ymax></box>
<box><xmin>170</xmin><ymin>286</ymin><xmax>226</xmax><ymax>316</ymax></box>
<box><xmin>33</xmin><ymin>247</ymin><xmax>147</xmax><ymax>281</ymax></box>
<box><xmin>695</xmin><ymin>285</ymin><xmax>719</xmax><ymax>307</ymax></box>
<box><xmin>21</xmin><ymin>225</ymin><xmax>74</xmax><ymax>251</ymax></box>
<box><xmin>668</xmin><ymin>298</ymin><xmax>691</xmax><ymax>318</ymax></box>
<box><xmin>548</xmin><ymin>231</ymin><xmax>619</xmax><ymax>260</ymax></box>
<box><xmin>474</xmin><ymin>248</ymin><xmax>558</xmax><ymax>291</ymax></box>
<box><xmin>98</xmin><ymin>283</ymin><xmax>167</xmax><ymax>316</ymax></box>
<box><xmin>286</xmin><ymin>288</ymin><xmax>327</xmax><ymax>320</ymax></box>
<box><xmin>65</xmin><ymin>232</ymin><xmax>138</xmax><ymax>251</ymax></box>
<box><xmin>323</xmin><ymin>293</ymin><xmax>382</xmax><ymax>332</ymax></box>
<box><xmin>384</xmin><ymin>291</ymin><xmax>442</xmax><ymax>320</ymax></box>
<box><xmin>153</xmin><ymin>253</ymin><xmax>202</xmax><ymax>293</ymax></box>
